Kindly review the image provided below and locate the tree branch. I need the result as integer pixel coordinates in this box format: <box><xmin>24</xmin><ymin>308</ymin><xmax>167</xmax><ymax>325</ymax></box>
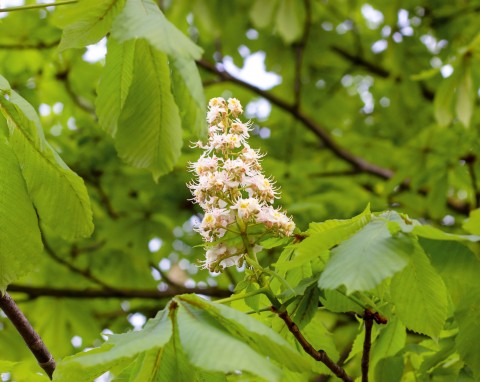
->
<box><xmin>464</xmin><ymin>154</ymin><xmax>479</xmax><ymax>208</ymax></box>
<box><xmin>271</xmin><ymin>306</ymin><xmax>353</xmax><ymax>382</ymax></box>
<box><xmin>196</xmin><ymin>59</ymin><xmax>394</xmax><ymax>181</ymax></box>
<box><xmin>8</xmin><ymin>284</ymin><xmax>231</xmax><ymax>299</ymax></box>
<box><xmin>361</xmin><ymin>310</ymin><xmax>374</xmax><ymax>382</ymax></box>
<box><xmin>0</xmin><ymin>293</ymin><xmax>55</xmax><ymax>379</ymax></box>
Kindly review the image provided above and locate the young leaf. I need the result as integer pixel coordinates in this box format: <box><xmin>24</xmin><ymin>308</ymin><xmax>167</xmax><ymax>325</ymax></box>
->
<box><xmin>56</xmin><ymin>0</ymin><xmax>125</xmax><ymax>51</ymax></box>
<box><xmin>0</xmin><ymin>136</ymin><xmax>42</xmax><ymax>292</ymax></box>
<box><xmin>390</xmin><ymin>244</ymin><xmax>448</xmax><ymax>338</ymax></box>
<box><xmin>115</xmin><ymin>40</ymin><xmax>183</xmax><ymax>180</ymax></box>
<box><xmin>111</xmin><ymin>0</ymin><xmax>202</xmax><ymax>59</ymax></box>
<box><xmin>96</xmin><ymin>38</ymin><xmax>135</xmax><ymax>136</ymax></box>
<box><xmin>318</xmin><ymin>217</ymin><xmax>413</xmax><ymax>293</ymax></box>
<box><xmin>0</xmin><ymin>76</ymin><xmax>93</xmax><ymax>239</ymax></box>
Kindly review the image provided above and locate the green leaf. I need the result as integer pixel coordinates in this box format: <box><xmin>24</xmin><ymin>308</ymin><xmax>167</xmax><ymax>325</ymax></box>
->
<box><xmin>374</xmin><ymin>356</ymin><xmax>404</xmax><ymax>382</ymax></box>
<box><xmin>390</xmin><ymin>244</ymin><xmax>448</xmax><ymax>338</ymax></box>
<box><xmin>371</xmin><ymin>317</ymin><xmax>406</xmax><ymax>370</ymax></box>
<box><xmin>170</xmin><ymin>57</ymin><xmax>206</xmax><ymax>137</ymax></box>
<box><xmin>177</xmin><ymin>294</ymin><xmax>312</xmax><ymax>374</ymax></box>
<box><xmin>455</xmin><ymin>291</ymin><xmax>480</xmax><ymax>378</ymax></box>
<box><xmin>176</xmin><ymin>299</ymin><xmax>282</xmax><ymax>382</ymax></box>
<box><xmin>434</xmin><ymin>74</ymin><xmax>455</xmax><ymax>127</ymax></box>
<box><xmin>455</xmin><ymin>60</ymin><xmax>474</xmax><ymax>128</ymax></box>
<box><xmin>318</xmin><ymin>216</ymin><xmax>413</xmax><ymax>293</ymax></box>
<box><xmin>250</xmin><ymin>0</ymin><xmax>278</xmax><ymax>29</ymax></box>
<box><xmin>275</xmin><ymin>0</ymin><xmax>305</xmax><ymax>44</ymax></box>
<box><xmin>290</xmin><ymin>284</ymin><xmax>319</xmax><ymax>329</ymax></box>
<box><xmin>260</xmin><ymin>236</ymin><xmax>291</xmax><ymax>249</ymax></box>
<box><xmin>0</xmin><ymin>136</ymin><xmax>42</xmax><ymax>292</ymax></box>
<box><xmin>96</xmin><ymin>38</ymin><xmax>135</xmax><ymax>136</ymax></box>
<box><xmin>54</xmin><ymin>310</ymin><xmax>172</xmax><ymax>381</ymax></box>
<box><xmin>463</xmin><ymin>208</ymin><xmax>480</xmax><ymax>235</ymax></box>
<box><xmin>115</xmin><ymin>40</ymin><xmax>183</xmax><ymax>180</ymax></box>
<box><xmin>57</xmin><ymin>0</ymin><xmax>125</xmax><ymax>51</ymax></box>
<box><xmin>111</xmin><ymin>0</ymin><xmax>202</xmax><ymax>59</ymax></box>
<box><xmin>320</xmin><ymin>289</ymin><xmax>364</xmax><ymax>314</ymax></box>
<box><xmin>0</xmin><ymin>76</ymin><xmax>93</xmax><ymax>239</ymax></box>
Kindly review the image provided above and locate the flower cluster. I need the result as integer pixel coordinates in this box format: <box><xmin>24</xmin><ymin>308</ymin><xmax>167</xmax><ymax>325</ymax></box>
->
<box><xmin>188</xmin><ymin>97</ymin><xmax>295</xmax><ymax>272</ymax></box>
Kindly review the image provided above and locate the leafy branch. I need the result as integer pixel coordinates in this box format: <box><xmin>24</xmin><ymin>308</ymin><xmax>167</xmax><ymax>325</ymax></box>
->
<box><xmin>0</xmin><ymin>293</ymin><xmax>55</xmax><ymax>379</ymax></box>
<box><xmin>271</xmin><ymin>306</ymin><xmax>353</xmax><ymax>382</ymax></box>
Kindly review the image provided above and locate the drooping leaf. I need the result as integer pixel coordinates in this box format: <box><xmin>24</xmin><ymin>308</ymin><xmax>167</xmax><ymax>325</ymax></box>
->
<box><xmin>57</xmin><ymin>0</ymin><xmax>125</xmax><ymax>51</ymax></box>
<box><xmin>390</xmin><ymin>244</ymin><xmax>448</xmax><ymax>338</ymax></box>
<box><xmin>0</xmin><ymin>76</ymin><xmax>93</xmax><ymax>239</ymax></box>
<box><xmin>0</xmin><ymin>136</ymin><xmax>42</xmax><ymax>292</ymax></box>
<box><xmin>115</xmin><ymin>40</ymin><xmax>183</xmax><ymax>180</ymax></box>
<box><xmin>96</xmin><ymin>38</ymin><xmax>135</xmax><ymax>136</ymax></box>
<box><xmin>111</xmin><ymin>0</ymin><xmax>202</xmax><ymax>59</ymax></box>
<box><xmin>170</xmin><ymin>57</ymin><xmax>206</xmax><ymax>137</ymax></box>
<box><xmin>177</xmin><ymin>294</ymin><xmax>312</xmax><ymax>374</ymax></box>
<box><xmin>54</xmin><ymin>310</ymin><xmax>172</xmax><ymax>381</ymax></box>
<box><xmin>318</xmin><ymin>216</ymin><xmax>414</xmax><ymax>293</ymax></box>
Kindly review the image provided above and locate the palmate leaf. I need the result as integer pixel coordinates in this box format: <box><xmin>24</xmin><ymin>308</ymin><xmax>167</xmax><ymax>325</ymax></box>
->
<box><xmin>390</xmin><ymin>243</ymin><xmax>448</xmax><ymax>338</ymax></box>
<box><xmin>115</xmin><ymin>40</ymin><xmax>183</xmax><ymax>181</ymax></box>
<box><xmin>318</xmin><ymin>216</ymin><xmax>414</xmax><ymax>293</ymax></box>
<box><xmin>111</xmin><ymin>0</ymin><xmax>203</xmax><ymax>59</ymax></box>
<box><xmin>0</xmin><ymin>76</ymin><xmax>93</xmax><ymax>240</ymax></box>
<box><xmin>56</xmin><ymin>0</ymin><xmax>126</xmax><ymax>51</ymax></box>
<box><xmin>0</xmin><ymin>135</ymin><xmax>42</xmax><ymax>292</ymax></box>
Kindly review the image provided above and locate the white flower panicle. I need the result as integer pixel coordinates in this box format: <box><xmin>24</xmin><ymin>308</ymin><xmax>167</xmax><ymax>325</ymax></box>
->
<box><xmin>188</xmin><ymin>97</ymin><xmax>295</xmax><ymax>272</ymax></box>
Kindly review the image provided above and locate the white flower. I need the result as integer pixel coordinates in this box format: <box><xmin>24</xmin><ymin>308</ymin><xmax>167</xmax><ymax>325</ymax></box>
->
<box><xmin>231</xmin><ymin>198</ymin><xmax>261</xmax><ymax>220</ymax></box>
<box><xmin>227</xmin><ymin>98</ymin><xmax>243</xmax><ymax>116</ymax></box>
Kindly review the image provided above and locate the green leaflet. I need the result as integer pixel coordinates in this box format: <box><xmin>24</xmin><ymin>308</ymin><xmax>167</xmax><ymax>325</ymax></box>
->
<box><xmin>56</xmin><ymin>0</ymin><xmax>125</xmax><ymax>51</ymax></box>
<box><xmin>463</xmin><ymin>208</ymin><xmax>480</xmax><ymax>235</ymax></box>
<box><xmin>390</xmin><ymin>244</ymin><xmax>448</xmax><ymax>338</ymax></box>
<box><xmin>177</xmin><ymin>294</ymin><xmax>312</xmax><ymax>374</ymax></box>
<box><xmin>96</xmin><ymin>38</ymin><xmax>135</xmax><ymax>136</ymax></box>
<box><xmin>0</xmin><ymin>136</ymin><xmax>42</xmax><ymax>292</ymax></box>
<box><xmin>0</xmin><ymin>76</ymin><xmax>93</xmax><ymax>240</ymax></box>
<box><xmin>170</xmin><ymin>57</ymin><xmax>206</xmax><ymax>137</ymax></box>
<box><xmin>318</xmin><ymin>216</ymin><xmax>413</xmax><ymax>293</ymax></box>
<box><xmin>455</xmin><ymin>59</ymin><xmax>474</xmax><ymax>128</ymax></box>
<box><xmin>115</xmin><ymin>40</ymin><xmax>183</xmax><ymax>181</ymax></box>
<box><xmin>275</xmin><ymin>0</ymin><xmax>305</xmax><ymax>44</ymax></box>
<box><xmin>371</xmin><ymin>317</ymin><xmax>406</xmax><ymax>372</ymax></box>
<box><xmin>455</xmin><ymin>291</ymin><xmax>480</xmax><ymax>378</ymax></box>
<box><xmin>54</xmin><ymin>310</ymin><xmax>173</xmax><ymax>381</ymax></box>
<box><xmin>111</xmin><ymin>0</ymin><xmax>203</xmax><ymax>59</ymax></box>
<box><xmin>250</xmin><ymin>0</ymin><xmax>279</xmax><ymax>29</ymax></box>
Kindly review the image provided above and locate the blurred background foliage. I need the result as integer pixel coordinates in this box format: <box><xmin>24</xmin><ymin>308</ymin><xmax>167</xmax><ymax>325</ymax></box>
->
<box><xmin>0</xmin><ymin>0</ymin><xmax>479</xmax><ymax>380</ymax></box>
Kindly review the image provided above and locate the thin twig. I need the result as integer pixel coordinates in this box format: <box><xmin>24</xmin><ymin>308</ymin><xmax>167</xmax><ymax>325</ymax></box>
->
<box><xmin>8</xmin><ymin>284</ymin><xmax>231</xmax><ymax>299</ymax></box>
<box><xmin>362</xmin><ymin>310</ymin><xmax>374</xmax><ymax>382</ymax></box>
<box><xmin>464</xmin><ymin>154</ymin><xmax>479</xmax><ymax>208</ymax></box>
<box><xmin>0</xmin><ymin>293</ymin><xmax>55</xmax><ymax>379</ymax></box>
<box><xmin>271</xmin><ymin>306</ymin><xmax>353</xmax><ymax>382</ymax></box>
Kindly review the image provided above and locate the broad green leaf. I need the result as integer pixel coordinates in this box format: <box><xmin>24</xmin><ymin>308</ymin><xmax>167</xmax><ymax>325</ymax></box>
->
<box><xmin>175</xmin><ymin>299</ymin><xmax>281</xmax><ymax>382</ymax></box>
<box><xmin>455</xmin><ymin>61</ymin><xmax>474</xmax><ymax>128</ymax></box>
<box><xmin>178</xmin><ymin>294</ymin><xmax>312</xmax><ymax>373</ymax></box>
<box><xmin>111</xmin><ymin>0</ymin><xmax>202</xmax><ymax>59</ymax></box>
<box><xmin>170</xmin><ymin>57</ymin><xmax>206</xmax><ymax>137</ymax></box>
<box><xmin>275</xmin><ymin>0</ymin><xmax>305</xmax><ymax>44</ymax></box>
<box><xmin>390</xmin><ymin>245</ymin><xmax>448</xmax><ymax>338</ymax></box>
<box><xmin>116</xmin><ymin>40</ymin><xmax>183</xmax><ymax>180</ymax></box>
<box><xmin>57</xmin><ymin>0</ymin><xmax>125</xmax><ymax>51</ymax></box>
<box><xmin>290</xmin><ymin>284</ymin><xmax>319</xmax><ymax>329</ymax></box>
<box><xmin>0</xmin><ymin>137</ymin><xmax>42</xmax><ymax>292</ymax></box>
<box><xmin>374</xmin><ymin>356</ymin><xmax>404</xmax><ymax>382</ymax></box>
<box><xmin>318</xmin><ymin>216</ymin><xmax>413</xmax><ymax>293</ymax></box>
<box><xmin>96</xmin><ymin>38</ymin><xmax>135</xmax><ymax>136</ymax></box>
<box><xmin>420</xmin><ymin>239</ymin><xmax>480</xmax><ymax>305</ymax></box>
<box><xmin>0</xmin><ymin>76</ymin><xmax>93</xmax><ymax>239</ymax></box>
<box><xmin>371</xmin><ymin>317</ymin><xmax>406</xmax><ymax>370</ymax></box>
<box><xmin>434</xmin><ymin>75</ymin><xmax>455</xmax><ymax>127</ymax></box>
<box><xmin>54</xmin><ymin>310</ymin><xmax>172</xmax><ymax>381</ymax></box>
<box><xmin>455</xmin><ymin>291</ymin><xmax>480</xmax><ymax>378</ymax></box>
<box><xmin>463</xmin><ymin>208</ymin><xmax>480</xmax><ymax>235</ymax></box>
